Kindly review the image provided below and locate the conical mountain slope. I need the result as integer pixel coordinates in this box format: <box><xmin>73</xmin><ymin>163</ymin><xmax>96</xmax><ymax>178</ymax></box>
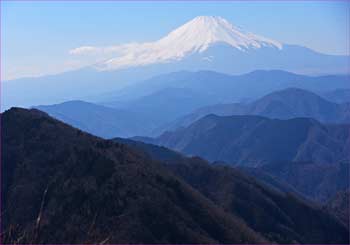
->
<box><xmin>99</xmin><ymin>16</ymin><xmax>282</xmax><ymax>70</ymax></box>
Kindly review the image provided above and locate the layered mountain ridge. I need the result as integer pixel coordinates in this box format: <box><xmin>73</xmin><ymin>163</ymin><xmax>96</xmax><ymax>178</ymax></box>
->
<box><xmin>34</xmin><ymin>74</ymin><xmax>350</xmax><ymax>139</ymax></box>
<box><xmin>136</xmin><ymin>114</ymin><xmax>350</xmax><ymax>166</ymax></box>
<box><xmin>162</xmin><ymin>87</ymin><xmax>350</xmax><ymax>133</ymax></box>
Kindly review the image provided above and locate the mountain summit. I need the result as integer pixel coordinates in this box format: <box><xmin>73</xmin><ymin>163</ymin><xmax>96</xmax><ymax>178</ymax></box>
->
<box><xmin>93</xmin><ymin>15</ymin><xmax>348</xmax><ymax>74</ymax></box>
<box><xmin>155</xmin><ymin>16</ymin><xmax>282</xmax><ymax>53</ymax></box>
<box><xmin>100</xmin><ymin>16</ymin><xmax>282</xmax><ymax>70</ymax></box>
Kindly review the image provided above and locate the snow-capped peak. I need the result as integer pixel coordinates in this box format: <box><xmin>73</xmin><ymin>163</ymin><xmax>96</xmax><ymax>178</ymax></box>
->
<box><xmin>72</xmin><ymin>16</ymin><xmax>283</xmax><ymax>70</ymax></box>
<box><xmin>157</xmin><ymin>16</ymin><xmax>282</xmax><ymax>52</ymax></box>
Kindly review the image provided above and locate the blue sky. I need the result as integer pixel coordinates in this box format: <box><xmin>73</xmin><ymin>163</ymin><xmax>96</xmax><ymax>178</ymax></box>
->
<box><xmin>2</xmin><ymin>1</ymin><xmax>349</xmax><ymax>80</ymax></box>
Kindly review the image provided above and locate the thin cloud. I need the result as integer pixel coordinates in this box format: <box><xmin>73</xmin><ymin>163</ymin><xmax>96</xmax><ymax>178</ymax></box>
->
<box><xmin>69</xmin><ymin>46</ymin><xmax>101</xmax><ymax>55</ymax></box>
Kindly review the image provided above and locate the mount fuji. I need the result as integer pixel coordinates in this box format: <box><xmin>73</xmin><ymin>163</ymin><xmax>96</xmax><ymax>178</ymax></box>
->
<box><xmin>93</xmin><ymin>16</ymin><xmax>283</xmax><ymax>70</ymax></box>
<box><xmin>86</xmin><ymin>15</ymin><xmax>348</xmax><ymax>75</ymax></box>
<box><xmin>3</xmin><ymin>16</ymin><xmax>349</xmax><ymax>110</ymax></box>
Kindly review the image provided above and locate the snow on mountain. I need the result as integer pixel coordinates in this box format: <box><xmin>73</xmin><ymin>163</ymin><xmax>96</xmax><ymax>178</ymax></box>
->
<box><xmin>71</xmin><ymin>16</ymin><xmax>283</xmax><ymax>70</ymax></box>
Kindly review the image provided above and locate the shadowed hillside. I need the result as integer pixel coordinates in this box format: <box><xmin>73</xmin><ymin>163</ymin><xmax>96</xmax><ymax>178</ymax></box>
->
<box><xmin>245</xmin><ymin>161</ymin><xmax>349</xmax><ymax>202</ymax></box>
<box><xmin>114</xmin><ymin>137</ymin><xmax>350</xmax><ymax>244</ymax></box>
<box><xmin>2</xmin><ymin>108</ymin><xmax>266</xmax><ymax>244</ymax></box>
<box><xmin>325</xmin><ymin>191</ymin><xmax>350</xmax><ymax>227</ymax></box>
<box><xmin>117</xmin><ymin>137</ymin><xmax>349</xmax><ymax>204</ymax></box>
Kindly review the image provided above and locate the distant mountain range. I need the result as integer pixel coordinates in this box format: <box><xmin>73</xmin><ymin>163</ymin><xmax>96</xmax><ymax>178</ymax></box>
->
<box><xmin>103</xmin><ymin>70</ymin><xmax>350</xmax><ymax>108</ymax></box>
<box><xmin>115</xmin><ymin>87</ymin><xmax>212</xmax><ymax>127</ymax></box>
<box><xmin>136</xmin><ymin>115</ymin><xmax>350</xmax><ymax>166</ymax></box>
<box><xmin>161</xmin><ymin>87</ymin><xmax>350</xmax><ymax>133</ymax></box>
<box><xmin>323</xmin><ymin>89</ymin><xmax>350</xmax><ymax>104</ymax></box>
<box><xmin>34</xmin><ymin>73</ymin><xmax>350</xmax><ymax>138</ymax></box>
<box><xmin>34</xmin><ymin>91</ymin><xmax>212</xmax><ymax>139</ymax></box>
<box><xmin>3</xmin><ymin>69</ymin><xmax>349</xmax><ymax>111</ymax></box>
<box><xmin>2</xmin><ymin>108</ymin><xmax>348</xmax><ymax>244</ymax></box>
<box><xmin>100</xmin><ymin>71</ymin><xmax>350</xmax><ymax>135</ymax></box>
<box><xmin>34</xmin><ymin>100</ymin><xmax>154</xmax><ymax>138</ymax></box>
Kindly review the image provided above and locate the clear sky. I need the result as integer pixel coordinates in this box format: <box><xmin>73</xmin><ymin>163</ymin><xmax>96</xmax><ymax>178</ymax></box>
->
<box><xmin>2</xmin><ymin>1</ymin><xmax>349</xmax><ymax>80</ymax></box>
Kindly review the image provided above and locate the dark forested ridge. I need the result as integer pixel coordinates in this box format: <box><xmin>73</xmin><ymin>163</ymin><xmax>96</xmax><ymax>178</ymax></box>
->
<box><xmin>2</xmin><ymin>108</ymin><xmax>349</xmax><ymax>244</ymax></box>
<box><xmin>113</xmin><ymin>138</ymin><xmax>350</xmax><ymax>244</ymax></box>
<box><xmin>115</xmin><ymin>137</ymin><xmax>350</xmax><ymax>203</ymax></box>
<box><xmin>166</xmin><ymin>159</ymin><xmax>349</xmax><ymax>244</ymax></box>
<box><xmin>1</xmin><ymin>108</ymin><xmax>265</xmax><ymax>244</ymax></box>
<box><xmin>325</xmin><ymin>191</ymin><xmax>350</xmax><ymax>227</ymax></box>
<box><xmin>251</xmin><ymin>161</ymin><xmax>349</xmax><ymax>202</ymax></box>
